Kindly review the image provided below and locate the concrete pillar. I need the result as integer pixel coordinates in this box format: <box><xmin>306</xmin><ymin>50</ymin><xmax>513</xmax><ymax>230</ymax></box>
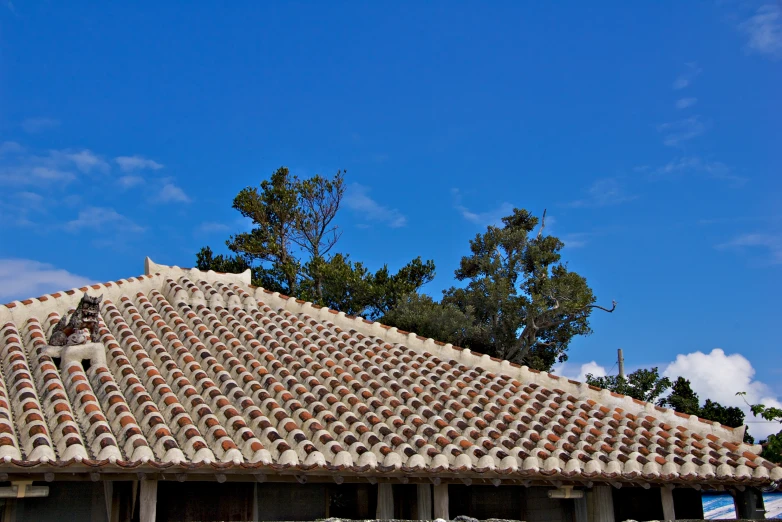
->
<box><xmin>252</xmin><ymin>483</ymin><xmax>259</xmax><ymax>522</ymax></box>
<box><xmin>104</xmin><ymin>482</ymin><xmax>123</xmax><ymax>522</ymax></box>
<box><xmin>586</xmin><ymin>486</ymin><xmax>614</xmax><ymax>522</ymax></box>
<box><xmin>574</xmin><ymin>496</ymin><xmax>588</xmax><ymax>522</ymax></box>
<box><xmin>433</xmin><ymin>484</ymin><xmax>449</xmax><ymax>520</ymax></box>
<box><xmin>139</xmin><ymin>479</ymin><xmax>158</xmax><ymax>522</ymax></box>
<box><xmin>417</xmin><ymin>484</ymin><xmax>432</xmax><ymax>520</ymax></box>
<box><xmin>661</xmin><ymin>487</ymin><xmax>676</xmax><ymax>521</ymax></box>
<box><xmin>735</xmin><ymin>487</ymin><xmax>766</xmax><ymax>520</ymax></box>
<box><xmin>376</xmin><ymin>483</ymin><xmax>394</xmax><ymax>520</ymax></box>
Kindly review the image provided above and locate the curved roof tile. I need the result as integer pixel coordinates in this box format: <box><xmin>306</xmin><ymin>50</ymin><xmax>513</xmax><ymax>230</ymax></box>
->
<box><xmin>0</xmin><ymin>258</ymin><xmax>779</xmax><ymax>488</ymax></box>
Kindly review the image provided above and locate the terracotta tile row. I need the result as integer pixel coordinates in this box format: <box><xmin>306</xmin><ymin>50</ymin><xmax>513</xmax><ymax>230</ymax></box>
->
<box><xmin>0</xmin><ymin>267</ymin><xmax>778</xmax><ymax>488</ymax></box>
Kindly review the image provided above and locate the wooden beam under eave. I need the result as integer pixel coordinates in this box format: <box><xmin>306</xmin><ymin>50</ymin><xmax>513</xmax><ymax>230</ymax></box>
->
<box><xmin>661</xmin><ymin>486</ymin><xmax>676</xmax><ymax>521</ymax></box>
<box><xmin>586</xmin><ymin>485</ymin><xmax>614</xmax><ymax>522</ymax></box>
<box><xmin>139</xmin><ymin>479</ymin><xmax>158</xmax><ymax>522</ymax></box>
<box><xmin>734</xmin><ymin>487</ymin><xmax>766</xmax><ymax>520</ymax></box>
<box><xmin>573</xmin><ymin>496</ymin><xmax>588</xmax><ymax>522</ymax></box>
<box><xmin>376</xmin><ymin>483</ymin><xmax>393</xmax><ymax>520</ymax></box>
<box><xmin>416</xmin><ymin>484</ymin><xmax>432</xmax><ymax>520</ymax></box>
<box><xmin>433</xmin><ymin>484</ymin><xmax>449</xmax><ymax>520</ymax></box>
<box><xmin>103</xmin><ymin>481</ymin><xmax>121</xmax><ymax>522</ymax></box>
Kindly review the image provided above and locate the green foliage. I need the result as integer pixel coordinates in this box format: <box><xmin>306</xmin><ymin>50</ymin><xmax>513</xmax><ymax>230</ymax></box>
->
<box><xmin>699</xmin><ymin>399</ymin><xmax>746</xmax><ymax>429</ymax></box>
<box><xmin>226</xmin><ymin>166</ymin><xmax>341</xmax><ymax>295</ymax></box>
<box><xmin>196</xmin><ymin>246</ymin><xmax>250</xmax><ymax>274</ymax></box>
<box><xmin>662</xmin><ymin>379</ymin><xmax>751</xmax><ymax>442</ymax></box>
<box><xmin>381</xmin><ymin>293</ymin><xmax>478</xmax><ymax>347</ymax></box>
<box><xmin>425</xmin><ymin>208</ymin><xmax>609</xmax><ymax>370</ymax></box>
<box><xmin>299</xmin><ymin>253</ymin><xmax>436</xmax><ymax>319</ymax></box>
<box><xmin>586</xmin><ymin>368</ymin><xmax>672</xmax><ymax>402</ymax></box>
<box><xmin>737</xmin><ymin>393</ymin><xmax>782</xmax><ymax>463</ymax></box>
<box><xmin>761</xmin><ymin>431</ymin><xmax>782</xmax><ymax>464</ymax></box>
<box><xmin>661</xmin><ymin>376</ymin><xmax>701</xmax><ymax>415</ymax></box>
<box><xmin>201</xmin><ymin>177</ymin><xmax>612</xmax><ymax>371</ymax></box>
<box><xmin>197</xmin><ymin>167</ymin><xmax>435</xmax><ymax>320</ymax></box>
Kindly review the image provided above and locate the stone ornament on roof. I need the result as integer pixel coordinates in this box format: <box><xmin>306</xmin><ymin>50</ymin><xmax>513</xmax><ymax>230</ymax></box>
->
<box><xmin>48</xmin><ymin>293</ymin><xmax>102</xmax><ymax>346</ymax></box>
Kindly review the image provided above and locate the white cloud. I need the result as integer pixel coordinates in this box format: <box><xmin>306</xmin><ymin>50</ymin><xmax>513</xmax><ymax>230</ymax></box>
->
<box><xmin>21</xmin><ymin>117</ymin><xmax>60</xmax><ymax>134</ymax></box>
<box><xmin>653</xmin><ymin>156</ymin><xmax>747</xmax><ymax>185</ymax></box>
<box><xmin>560</xmin><ymin>232</ymin><xmax>592</xmax><ymax>249</ymax></box>
<box><xmin>452</xmin><ymin>188</ymin><xmax>514</xmax><ymax>226</ymax></box>
<box><xmin>16</xmin><ymin>191</ymin><xmax>43</xmax><ymax>204</ymax></box>
<box><xmin>657</xmin><ymin>116</ymin><xmax>706</xmax><ymax>146</ymax></box>
<box><xmin>0</xmin><ymin>145</ymin><xmax>118</xmax><ymax>185</ymax></box>
<box><xmin>65</xmin><ymin>206</ymin><xmax>144</xmax><ymax>233</ymax></box>
<box><xmin>675</xmin><ymin>97</ymin><xmax>698</xmax><ymax>109</ymax></box>
<box><xmin>0</xmin><ymin>258</ymin><xmax>94</xmax><ymax>303</ymax></box>
<box><xmin>663</xmin><ymin>349</ymin><xmax>782</xmax><ymax>439</ymax></box>
<box><xmin>567</xmin><ymin>178</ymin><xmax>636</xmax><ymax>208</ymax></box>
<box><xmin>740</xmin><ymin>3</ymin><xmax>782</xmax><ymax>60</ymax></box>
<box><xmin>118</xmin><ymin>175</ymin><xmax>145</xmax><ymax>189</ymax></box>
<box><xmin>198</xmin><ymin>222</ymin><xmax>230</xmax><ymax>234</ymax></box>
<box><xmin>0</xmin><ymin>148</ymin><xmax>76</xmax><ymax>184</ymax></box>
<box><xmin>31</xmin><ymin>166</ymin><xmax>74</xmax><ymax>181</ymax></box>
<box><xmin>153</xmin><ymin>182</ymin><xmax>190</xmax><ymax>203</ymax></box>
<box><xmin>115</xmin><ymin>155</ymin><xmax>164</xmax><ymax>172</ymax></box>
<box><xmin>0</xmin><ymin>191</ymin><xmax>45</xmax><ymax>226</ymax></box>
<box><xmin>0</xmin><ymin>166</ymin><xmax>73</xmax><ymax>184</ymax></box>
<box><xmin>554</xmin><ymin>361</ymin><xmax>608</xmax><ymax>382</ymax></box>
<box><xmin>717</xmin><ymin>233</ymin><xmax>782</xmax><ymax>264</ymax></box>
<box><xmin>672</xmin><ymin>63</ymin><xmax>702</xmax><ymax>90</ymax></box>
<box><xmin>458</xmin><ymin>202</ymin><xmax>514</xmax><ymax>226</ymax></box>
<box><xmin>59</xmin><ymin>149</ymin><xmax>110</xmax><ymax>173</ymax></box>
<box><xmin>344</xmin><ymin>183</ymin><xmax>407</xmax><ymax>228</ymax></box>
<box><xmin>0</xmin><ymin>141</ymin><xmax>23</xmax><ymax>155</ymax></box>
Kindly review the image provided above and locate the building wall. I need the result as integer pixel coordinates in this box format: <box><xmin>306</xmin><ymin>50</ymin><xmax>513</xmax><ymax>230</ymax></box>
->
<box><xmin>0</xmin><ymin>479</ymin><xmax>707</xmax><ymax>522</ymax></box>
<box><xmin>612</xmin><ymin>486</ymin><xmax>703</xmax><ymax>522</ymax></box>
<box><xmin>448</xmin><ymin>484</ymin><xmax>574</xmax><ymax>521</ymax></box>
<box><xmin>3</xmin><ymin>481</ymin><xmax>111</xmax><ymax>522</ymax></box>
<box><xmin>673</xmin><ymin>488</ymin><xmax>705</xmax><ymax>520</ymax></box>
<box><xmin>157</xmin><ymin>482</ymin><xmax>255</xmax><ymax>521</ymax></box>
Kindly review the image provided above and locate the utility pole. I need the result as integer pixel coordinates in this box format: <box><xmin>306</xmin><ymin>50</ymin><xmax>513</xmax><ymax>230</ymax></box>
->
<box><xmin>617</xmin><ymin>348</ymin><xmax>625</xmax><ymax>379</ymax></box>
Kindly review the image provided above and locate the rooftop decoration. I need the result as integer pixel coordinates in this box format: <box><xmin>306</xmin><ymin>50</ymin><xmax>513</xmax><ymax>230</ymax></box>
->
<box><xmin>47</xmin><ymin>293</ymin><xmax>102</xmax><ymax>346</ymax></box>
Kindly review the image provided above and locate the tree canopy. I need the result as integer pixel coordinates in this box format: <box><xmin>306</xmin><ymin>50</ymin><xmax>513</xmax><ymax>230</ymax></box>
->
<box><xmin>196</xmin><ymin>167</ymin><xmax>435</xmax><ymax>320</ymax></box>
<box><xmin>586</xmin><ymin>368</ymin><xmax>672</xmax><ymax>403</ymax></box>
<box><xmin>198</xmin><ymin>169</ymin><xmax>614</xmax><ymax>371</ymax></box>
<box><xmin>384</xmin><ymin>209</ymin><xmax>615</xmax><ymax>370</ymax></box>
<box><xmin>738</xmin><ymin>393</ymin><xmax>782</xmax><ymax>463</ymax></box>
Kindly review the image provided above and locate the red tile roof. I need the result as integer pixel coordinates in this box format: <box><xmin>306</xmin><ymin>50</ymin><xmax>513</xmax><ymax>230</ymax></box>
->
<box><xmin>0</xmin><ymin>258</ymin><xmax>779</xmax><ymax>488</ymax></box>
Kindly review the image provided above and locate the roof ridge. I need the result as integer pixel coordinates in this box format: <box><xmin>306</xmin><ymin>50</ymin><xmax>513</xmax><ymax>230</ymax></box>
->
<box><xmin>1</xmin><ymin>257</ymin><xmax>252</xmax><ymax>325</ymax></box>
<box><xmin>0</xmin><ymin>273</ymin><xmax>162</xmax><ymax>328</ymax></box>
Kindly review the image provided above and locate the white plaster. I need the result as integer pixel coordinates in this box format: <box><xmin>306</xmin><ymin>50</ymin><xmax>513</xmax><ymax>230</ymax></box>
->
<box><xmin>45</xmin><ymin>342</ymin><xmax>107</xmax><ymax>369</ymax></box>
<box><xmin>145</xmin><ymin>257</ymin><xmax>250</xmax><ymax>286</ymax></box>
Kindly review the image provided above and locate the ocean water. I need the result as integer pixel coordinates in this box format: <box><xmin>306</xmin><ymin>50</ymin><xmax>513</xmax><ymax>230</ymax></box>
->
<box><xmin>703</xmin><ymin>492</ymin><xmax>782</xmax><ymax>519</ymax></box>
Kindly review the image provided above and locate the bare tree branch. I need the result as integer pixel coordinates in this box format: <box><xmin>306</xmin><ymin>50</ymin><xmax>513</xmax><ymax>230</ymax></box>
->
<box><xmin>585</xmin><ymin>300</ymin><xmax>617</xmax><ymax>313</ymax></box>
<box><xmin>513</xmin><ymin>299</ymin><xmax>617</xmax><ymax>363</ymax></box>
<box><xmin>536</xmin><ymin>208</ymin><xmax>547</xmax><ymax>239</ymax></box>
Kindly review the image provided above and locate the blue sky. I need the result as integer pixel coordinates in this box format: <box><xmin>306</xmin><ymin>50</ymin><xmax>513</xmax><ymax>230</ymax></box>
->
<box><xmin>1</xmin><ymin>3</ymin><xmax>781</xmax><ymax>437</ymax></box>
